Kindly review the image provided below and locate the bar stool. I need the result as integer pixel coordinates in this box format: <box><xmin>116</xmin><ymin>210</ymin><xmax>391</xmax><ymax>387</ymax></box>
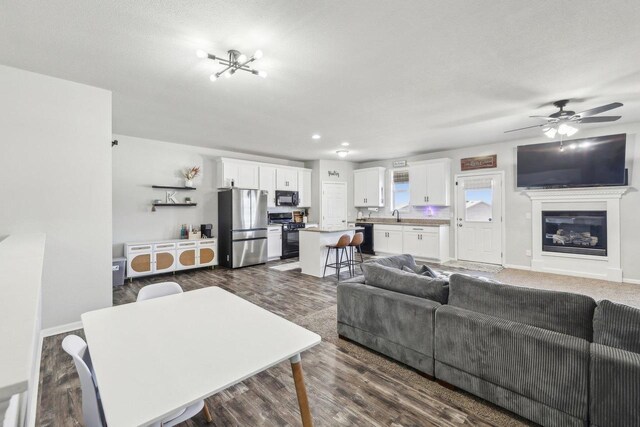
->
<box><xmin>323</xmin><ymin>234</ymin><xmax>352</xmax><ymax>280</ymax></box>
<box><xmin>348</xmin><ymin>232</ymin><xmax>365</xmax><ymax>275</ymax></box>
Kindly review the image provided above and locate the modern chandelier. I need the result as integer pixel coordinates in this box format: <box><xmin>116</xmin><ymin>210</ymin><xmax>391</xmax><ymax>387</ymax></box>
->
<box><xmin>196</xmin><ymin>49</ymin><xmax>267</xmax><ymax>82</ymax></box>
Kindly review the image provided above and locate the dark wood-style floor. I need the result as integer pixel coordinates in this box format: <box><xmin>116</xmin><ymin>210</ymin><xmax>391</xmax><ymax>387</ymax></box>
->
<box><xmin>35</xmin><ymin>260</ymin><xmax>507</xmax><ymax>427</ymax></box>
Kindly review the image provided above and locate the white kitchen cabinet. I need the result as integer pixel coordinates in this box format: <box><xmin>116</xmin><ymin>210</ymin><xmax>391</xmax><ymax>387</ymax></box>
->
<box><xmin>217</xmin><ymin>159</ymin><xmax>259</xmax><ymax>189</ymax></box>
<box><xmin>259</xmin><ymin>166</ymin><xmax>277</xmax><ymax>207</ymax></box>
<box><xmin>373</xmin><ymin>224</ymin><xmax>403</xmax><ymax>254</ymax></box>
<box><xmin>152</xmin><ymin>242</ymin><xmax>176</xmax><ymax>274</ymax></box>
<box><xmin>276</xmin><ymin>168</ymin><xmax>298</xmax><ymax>191</ymax></box>
<box><xmin>402</xmin><ymin>226</ymin><xmax>439</xmax><ymax>259</ymax></box>
<box><xmin>409</xmin><ymin>159</ymin><xmax>451</xmax><ymax>206</ymax></box>
<box><xmin>267</xmin><ymin>226</ymin><xmax>282</xmax><ymax>260</ymax></box>
<box><xmin>297</xmin><ymin>169</ymin><xmax>312</xmax><ymax>207</ymax></box>
<box><xmin>354</xmin><ymin>167</ymin><xmax>385</xmax><ymax>207</ymax></box>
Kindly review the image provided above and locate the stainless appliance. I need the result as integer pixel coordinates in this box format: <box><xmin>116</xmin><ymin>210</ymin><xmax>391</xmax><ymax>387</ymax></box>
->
<box><xmin>200</xmin><ymin>223</ymin><xmax>213</xmax><ymax>238</ymax></box>
<box><xmin>275</xmin><ymin>190</ymin><xmax>299</xmax><ymax>207</ymax></box>
<box><xmin>218</xmin><ymin>188</ymin><xmax>268</xmax><ymax>268</ymax></box>
<box><xmin>268</xmin><ymin>212</ymin><xmax>304</xmax><ymax>259</ymax></box>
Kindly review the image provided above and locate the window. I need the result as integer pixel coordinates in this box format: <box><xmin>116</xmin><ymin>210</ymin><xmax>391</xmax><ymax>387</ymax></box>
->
<box><xmin>463</xmin><ymin>178</ymin><xmax>493</xmax><ymax>222</ymax></box>
<box><xmin>391</xmin><ymin>169</ymin><xmax>410</xmax><ymax>210</ymax></box>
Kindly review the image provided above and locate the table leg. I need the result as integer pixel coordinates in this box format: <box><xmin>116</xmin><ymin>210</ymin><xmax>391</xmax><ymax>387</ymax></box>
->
<box><xmin>290</xmin><ymin>354</ymin><xmax>313</xmax><ymax>427</ymax></box>
<box><xmin>202</xmin><ymin>402</ymin><xmax>213</xmax><ymax>423</ymax></box>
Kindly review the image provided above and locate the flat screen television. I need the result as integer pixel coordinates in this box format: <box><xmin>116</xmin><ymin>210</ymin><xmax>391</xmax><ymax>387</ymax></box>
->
<box><xmin>516</xmin><ymin>134</ymin><xmax>626</xmax><ymax>188</ymax></box>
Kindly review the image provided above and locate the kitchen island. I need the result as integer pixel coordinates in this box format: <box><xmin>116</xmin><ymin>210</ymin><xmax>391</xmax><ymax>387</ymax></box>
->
<box><xmin>299</xmin><ymin>227</ymin><xmax>364</xmax><ymax>277</ymax></box>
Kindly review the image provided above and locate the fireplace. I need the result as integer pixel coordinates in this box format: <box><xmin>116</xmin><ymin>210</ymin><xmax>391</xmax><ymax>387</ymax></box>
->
<box><xmin>542</xmin><ymin>211</ymin><xmax>607</xmax><ymax>256</ymax></box>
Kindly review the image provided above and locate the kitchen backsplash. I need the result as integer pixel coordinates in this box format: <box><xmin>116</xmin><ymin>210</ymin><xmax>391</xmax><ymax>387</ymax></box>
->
<box><xmin>357</xmin><ymin>205</ymin><xmax>452</xmax><ymax>220</ymax></box>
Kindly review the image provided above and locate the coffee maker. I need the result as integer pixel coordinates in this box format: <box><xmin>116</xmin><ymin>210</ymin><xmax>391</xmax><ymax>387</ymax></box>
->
<box><xmin>200</xmin><ymin>223</ymin><xmax>213</xmax><ymax>238</ymax></box>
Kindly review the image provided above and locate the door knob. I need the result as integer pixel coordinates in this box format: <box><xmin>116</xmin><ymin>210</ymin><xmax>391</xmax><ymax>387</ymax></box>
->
<box><xmin>458</xmin><ymin>224</ymin><xmax>462</xmax><ymax>227</ymax></box>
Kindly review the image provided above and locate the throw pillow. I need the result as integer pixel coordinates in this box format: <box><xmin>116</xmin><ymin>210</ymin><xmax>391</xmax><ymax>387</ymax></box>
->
<box><xmin>362</xmin><ymin>263</ymin><xmax>449</xmax><ymax>303</ymax></box>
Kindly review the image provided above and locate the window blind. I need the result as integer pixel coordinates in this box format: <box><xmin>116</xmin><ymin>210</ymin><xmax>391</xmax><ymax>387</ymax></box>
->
<box><xmin>463</xmin><ymin>178</ymin><xmax>493</xmax><ymax>190</ymax></box>
<box><xmin>393</xmin><ymin>170</ymin><xmax>409</xmax><ymax>183</ymax></box>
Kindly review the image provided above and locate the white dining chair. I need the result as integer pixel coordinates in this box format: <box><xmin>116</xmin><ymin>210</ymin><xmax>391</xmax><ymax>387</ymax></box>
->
<box><xmin>136</xmin><ymin>281</ymin><xmax>184</xmax><ymax>301</ymax></box>
<box><xmin>136</xmin><ymin>282</ymin><xmax>213</xmax><ymax>424</ymax></box>
<box><xmin>63</xmin><ymin>334</ymin><xmax>206</xmax><ymax>426</ymax></box>
<box><xmin>62</xmin><ymin>335</ymin><xmax>105</xmax><ymax>427</ymax></box>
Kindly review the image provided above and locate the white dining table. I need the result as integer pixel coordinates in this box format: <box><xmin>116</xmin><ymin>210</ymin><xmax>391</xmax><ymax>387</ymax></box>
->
<box><xmin>81</xmin><ymin>286</ymin><xmax>321</xmax><ymax>427</ymax></box>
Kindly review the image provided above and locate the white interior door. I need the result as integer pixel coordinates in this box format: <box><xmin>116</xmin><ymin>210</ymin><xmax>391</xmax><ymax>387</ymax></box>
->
<box><xmin>321</xmin><ymin>181</ymin><xmax>348</xmax><ymax>228</ymax></box>
<box><xmin>456</xmin><ymin>173</ymin><xmax>503</xmax><ymax>265</ymax></box>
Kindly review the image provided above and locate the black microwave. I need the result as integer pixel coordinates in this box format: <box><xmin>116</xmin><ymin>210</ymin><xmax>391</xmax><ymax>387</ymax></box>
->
<box><xmin>275</xmin><ymin>191</ymin><xmax>299</xmax><ymax>206</ymax></box>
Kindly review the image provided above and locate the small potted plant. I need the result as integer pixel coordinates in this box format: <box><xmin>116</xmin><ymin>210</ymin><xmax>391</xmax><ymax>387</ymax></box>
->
<box><xmin>183</xmin><ymin>166</ymin><xmax>200</xmax><ymax>187</ymax></box>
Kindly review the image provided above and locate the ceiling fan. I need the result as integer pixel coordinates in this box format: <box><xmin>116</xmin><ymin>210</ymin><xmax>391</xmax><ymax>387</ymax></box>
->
<box><xmin>505</xmin><ymin>99</ymin><xmax>623</xmax><ymax>138</ymax></box>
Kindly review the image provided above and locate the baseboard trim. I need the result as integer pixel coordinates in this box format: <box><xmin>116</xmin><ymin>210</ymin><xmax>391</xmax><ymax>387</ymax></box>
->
<box><xmin>503</xmin><ymin>263</ymin><xmax>531</xmax><ymax>271</ymax></box>
<box><xmin>41</xmin><ymin>321</ymin><xmax>83</xmax><ymax>338</ymax></box>
<box><xmin>623</xmin><ymin>277</ymin><xmax>640</xmax><ymax>285</ymax></box>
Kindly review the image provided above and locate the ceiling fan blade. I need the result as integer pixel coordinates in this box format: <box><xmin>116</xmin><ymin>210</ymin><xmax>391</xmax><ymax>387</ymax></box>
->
<box><xmin>578</xmin><ymin>116</ymin><xmax>622</xmax><ymax>123</ymax></box>
<box><xmin>504</xmin><ymin>123</ymin><xmax>546</xmax><ymax>133</ymax></box>
<box><xmin>574</xmin><ymin>102</ymin><xmax>623</xmax><ymax>118</ymax></box>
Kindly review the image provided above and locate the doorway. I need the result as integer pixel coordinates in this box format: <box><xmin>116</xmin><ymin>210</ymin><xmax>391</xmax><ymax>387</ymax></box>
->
<box><xmin>455</xmin><ymin>172</ymin><xmax>504</xmax><ymax>265</ymax></box>
<box><xmin>321</xmin><ymin>181</ymin><xmax>347</xmax><ymax>228</ymax></box>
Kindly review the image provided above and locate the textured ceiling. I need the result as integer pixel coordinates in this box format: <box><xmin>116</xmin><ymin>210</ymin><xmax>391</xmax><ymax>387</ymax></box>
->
<box><xmin>1</xmin><ymin>1</ymin><xmax>640</xmax><ymax>162</ymax></box>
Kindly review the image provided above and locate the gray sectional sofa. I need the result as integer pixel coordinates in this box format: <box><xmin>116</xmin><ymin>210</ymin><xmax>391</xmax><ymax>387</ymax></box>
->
<box><xmin>336</xmin><ymin>254</ymin><xmax>640</xmax><ymax>427</ymax></box>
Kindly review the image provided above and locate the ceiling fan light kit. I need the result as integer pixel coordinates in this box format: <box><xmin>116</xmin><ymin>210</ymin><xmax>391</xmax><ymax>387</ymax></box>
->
<box><xmin>505</xmin><ymin>99</ymin><xmax>623</xmax><ymax>139</ymax></box>
<box><xmin>197</xmin><ymin>49</ymin><xmax>267</xmax><ymax>82</ymax></box>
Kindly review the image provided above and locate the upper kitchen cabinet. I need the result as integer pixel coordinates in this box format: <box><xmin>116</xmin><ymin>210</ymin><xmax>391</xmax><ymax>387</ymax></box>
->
<box><xmin>276</xmin><ymin>168</ymin><xmax>298</xmax><ymax>191</ymax></box>
<box><xmin>217</xmin><ymin>158</ymin><xmax>259</xmax><ymax>189</ymax></box>
<box><xmin>353</xmin><ymin>167</ymin><xmax>385</xmax><ymax>207</ymax></box>
<box><xmin>259</xmin><ymin>166</ymin><xmax>277</xmax><ymax>207</ymax></box>
<box><xmin>297</xmin><ymin>169</ymin><xmax>312</xmax><ymax>207</ymax></box>
<box><xmin>409</xmin><ymin>159</ymin><xmax>451</xmax><ymax>206</ymax></box>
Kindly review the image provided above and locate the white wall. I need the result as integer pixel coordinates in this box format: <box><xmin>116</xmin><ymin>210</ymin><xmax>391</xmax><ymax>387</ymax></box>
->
<box><xmin>358</xmin><ymin>123</ymin><xmax>640</xmax><ymax>282</ymax></box>
<box><xmin>0</xmin><ymin>65</ymin><xmax>113</xmax><ymax>328</ymax></box>
<box><xmin>112</xmin><ymin>134</ymin><xmax>304</xmax><ymax>256</ymax></box>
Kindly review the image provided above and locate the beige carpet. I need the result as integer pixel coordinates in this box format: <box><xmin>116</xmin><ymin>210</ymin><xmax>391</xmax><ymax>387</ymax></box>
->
<box><xmin>295</xmin><ymin>306</ymin><xmax>534</xmax><ymax>426</ymax></box>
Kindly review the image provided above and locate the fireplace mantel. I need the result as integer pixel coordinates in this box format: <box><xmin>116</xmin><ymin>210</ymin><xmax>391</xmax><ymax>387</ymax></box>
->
<box><xmin>524</xmin><ymin>187</ymin><xmax>628</xmax><ymax>201</ymax></box>
<box><xmin>524</xmin><ymin>186</ymin><xmax>628</xmax><ymax>282</ymax></box>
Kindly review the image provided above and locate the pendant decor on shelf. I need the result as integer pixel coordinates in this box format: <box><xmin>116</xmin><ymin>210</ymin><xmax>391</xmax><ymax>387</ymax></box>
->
<box><xmin>195</xmin><ymin>48</ymin><xmax>267</xmax><ymax>82</ymax></box>
<box><xmin>183</xmin><ymin>166</ymin><xmax>200</xmax><ymax>187</ymax></box>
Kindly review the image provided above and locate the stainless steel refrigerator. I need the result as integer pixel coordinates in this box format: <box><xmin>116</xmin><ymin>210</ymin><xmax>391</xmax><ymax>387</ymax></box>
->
<box><xmin>218</xmin><ymin>188</ymin><xmax>268</xmax><ymax>268</ymax></box>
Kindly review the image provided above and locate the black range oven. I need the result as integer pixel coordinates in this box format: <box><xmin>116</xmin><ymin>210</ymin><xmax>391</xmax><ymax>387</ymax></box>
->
<box><xmin>281</xmin><ymin>222</ymin><xmax>305</xmax><ymax>259</ymax></box>
<box><xmin>268</xmin><ymin>212</ymin><xmax>305</xmax><ymax>259</ymax></box>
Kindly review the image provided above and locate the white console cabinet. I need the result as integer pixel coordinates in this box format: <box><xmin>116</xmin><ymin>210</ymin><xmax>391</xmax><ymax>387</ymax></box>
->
<box><xmin>126</xmin><ymin>238</ymin><xmax>217</xmax><ymax>280</ymax></box>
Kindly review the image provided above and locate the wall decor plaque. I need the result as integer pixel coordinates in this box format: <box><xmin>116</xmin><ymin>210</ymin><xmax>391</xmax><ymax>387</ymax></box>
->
<box><xmin>461</xmin><ymin>155</ymin><xmax>497</xmax><ymax>171</ymax></box>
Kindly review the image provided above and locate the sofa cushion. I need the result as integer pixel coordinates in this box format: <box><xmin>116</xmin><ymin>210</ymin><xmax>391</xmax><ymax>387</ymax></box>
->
<box><xmin>593</xmin><ymin>299</ymin><xmax>640</xmax><ymax>353</ymax></box>
<box><xmin>362</xmin><ymin>263</ymin><xmax>449</xmax><ymax>303</ymax></box>
<box><xmin>364</xmin><ymin>253</ymin><xmax>417</xmax><ymax>270</ymax></box>
<box><xmin>590</xmin><ymin>343</ymin><xmax>640</xmax><ymax>427</ymax></box>
<box><xmin>448</xmin><ymin>273</ymin><xmax>596</xmax><ymax>340</ymax></box>
<box><xmin>435</xmin><ymin>305</ymin><xmax>590</xmax><ymax>420</ymax></box>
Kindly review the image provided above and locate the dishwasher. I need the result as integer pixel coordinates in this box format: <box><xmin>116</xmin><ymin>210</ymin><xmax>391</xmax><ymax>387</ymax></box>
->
<box><xmin>355</xmin><ymin>222</ymin><xmax>375</xmax><ymax>255</ymax></box>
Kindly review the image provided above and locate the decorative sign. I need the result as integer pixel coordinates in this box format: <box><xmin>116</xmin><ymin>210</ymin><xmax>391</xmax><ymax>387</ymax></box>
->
<box><xmin>328</xmin><ymin>170</ymin><xmax>340</xmax><ymax>178</ymax></box>
<box><xmin>392</xmin><ymin>160</ymin><xmax>407</xmax><ymax>168</ymax></box>
<box><xmin>166</xmin><ymin>191</ymin><xmax>178</xmax><ymax>204</ymax></box>
<box><xmin>461</xmin><ymin>155</ymin><xmax>497</xmax><ymax>171</ymax></box>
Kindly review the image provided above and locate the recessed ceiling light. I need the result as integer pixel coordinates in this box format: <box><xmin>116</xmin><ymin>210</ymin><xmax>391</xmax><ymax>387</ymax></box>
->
<box><xmin>311</xmin><ymin>134</ymin><xmax>321</xmax><ymax>140</ymax></box>
<box><xmin>341</xmin><ymin>142</ymin><xmax>350</xmax><ymax>146</ymax></box>
<box><xmin>336</xmin><ymin>150</ymin><xmax>349</xmax><ymax>158</ymax></box>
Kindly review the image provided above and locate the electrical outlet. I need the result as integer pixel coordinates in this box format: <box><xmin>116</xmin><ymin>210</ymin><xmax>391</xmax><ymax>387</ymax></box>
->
<box><xmin>525</xmin><ymin>250</ymin><xmax>532</xmax><ymax>257</ymax></box>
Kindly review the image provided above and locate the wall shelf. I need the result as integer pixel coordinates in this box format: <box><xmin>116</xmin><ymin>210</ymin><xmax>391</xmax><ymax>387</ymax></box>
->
<box><xmin>152</xmin><ymin>185</ymin><xmax>197</xmax><ymax>190</ymax></box>
<box><xmin>152</xmin><ymin>203</ymin><xmax>198</xmax><ymax>207</ymax></box>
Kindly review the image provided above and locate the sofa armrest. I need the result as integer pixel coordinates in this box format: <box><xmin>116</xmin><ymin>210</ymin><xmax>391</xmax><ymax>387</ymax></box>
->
<box><xmin>337</xmin><ymin>282</ymin><xmax>440</xmax><ymax>356</ymax></box>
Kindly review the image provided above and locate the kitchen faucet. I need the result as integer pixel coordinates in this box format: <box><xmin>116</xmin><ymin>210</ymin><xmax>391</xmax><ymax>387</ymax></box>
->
<box><xmin>391</xmin><ymin>209</ymin><xmax>401</xmax><ymax>222</ymax></box>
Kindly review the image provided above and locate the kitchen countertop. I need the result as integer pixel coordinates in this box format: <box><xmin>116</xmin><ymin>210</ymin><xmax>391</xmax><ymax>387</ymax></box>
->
<box><xmin>354</xmin><ymin>218</ymin><xmax>450</xmax><ymax>226</ymax></box>
<box><xmin>299</xmin><ymin>227</ymin><xmax>365</xmax><ymax>233</ymax></box>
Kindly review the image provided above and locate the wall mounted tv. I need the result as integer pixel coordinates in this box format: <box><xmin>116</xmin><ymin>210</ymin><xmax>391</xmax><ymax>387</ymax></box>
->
<box><xmin>516</xmin><ymin>133</ymin><xmax>627</xmax><ymax>188</ymax></box>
